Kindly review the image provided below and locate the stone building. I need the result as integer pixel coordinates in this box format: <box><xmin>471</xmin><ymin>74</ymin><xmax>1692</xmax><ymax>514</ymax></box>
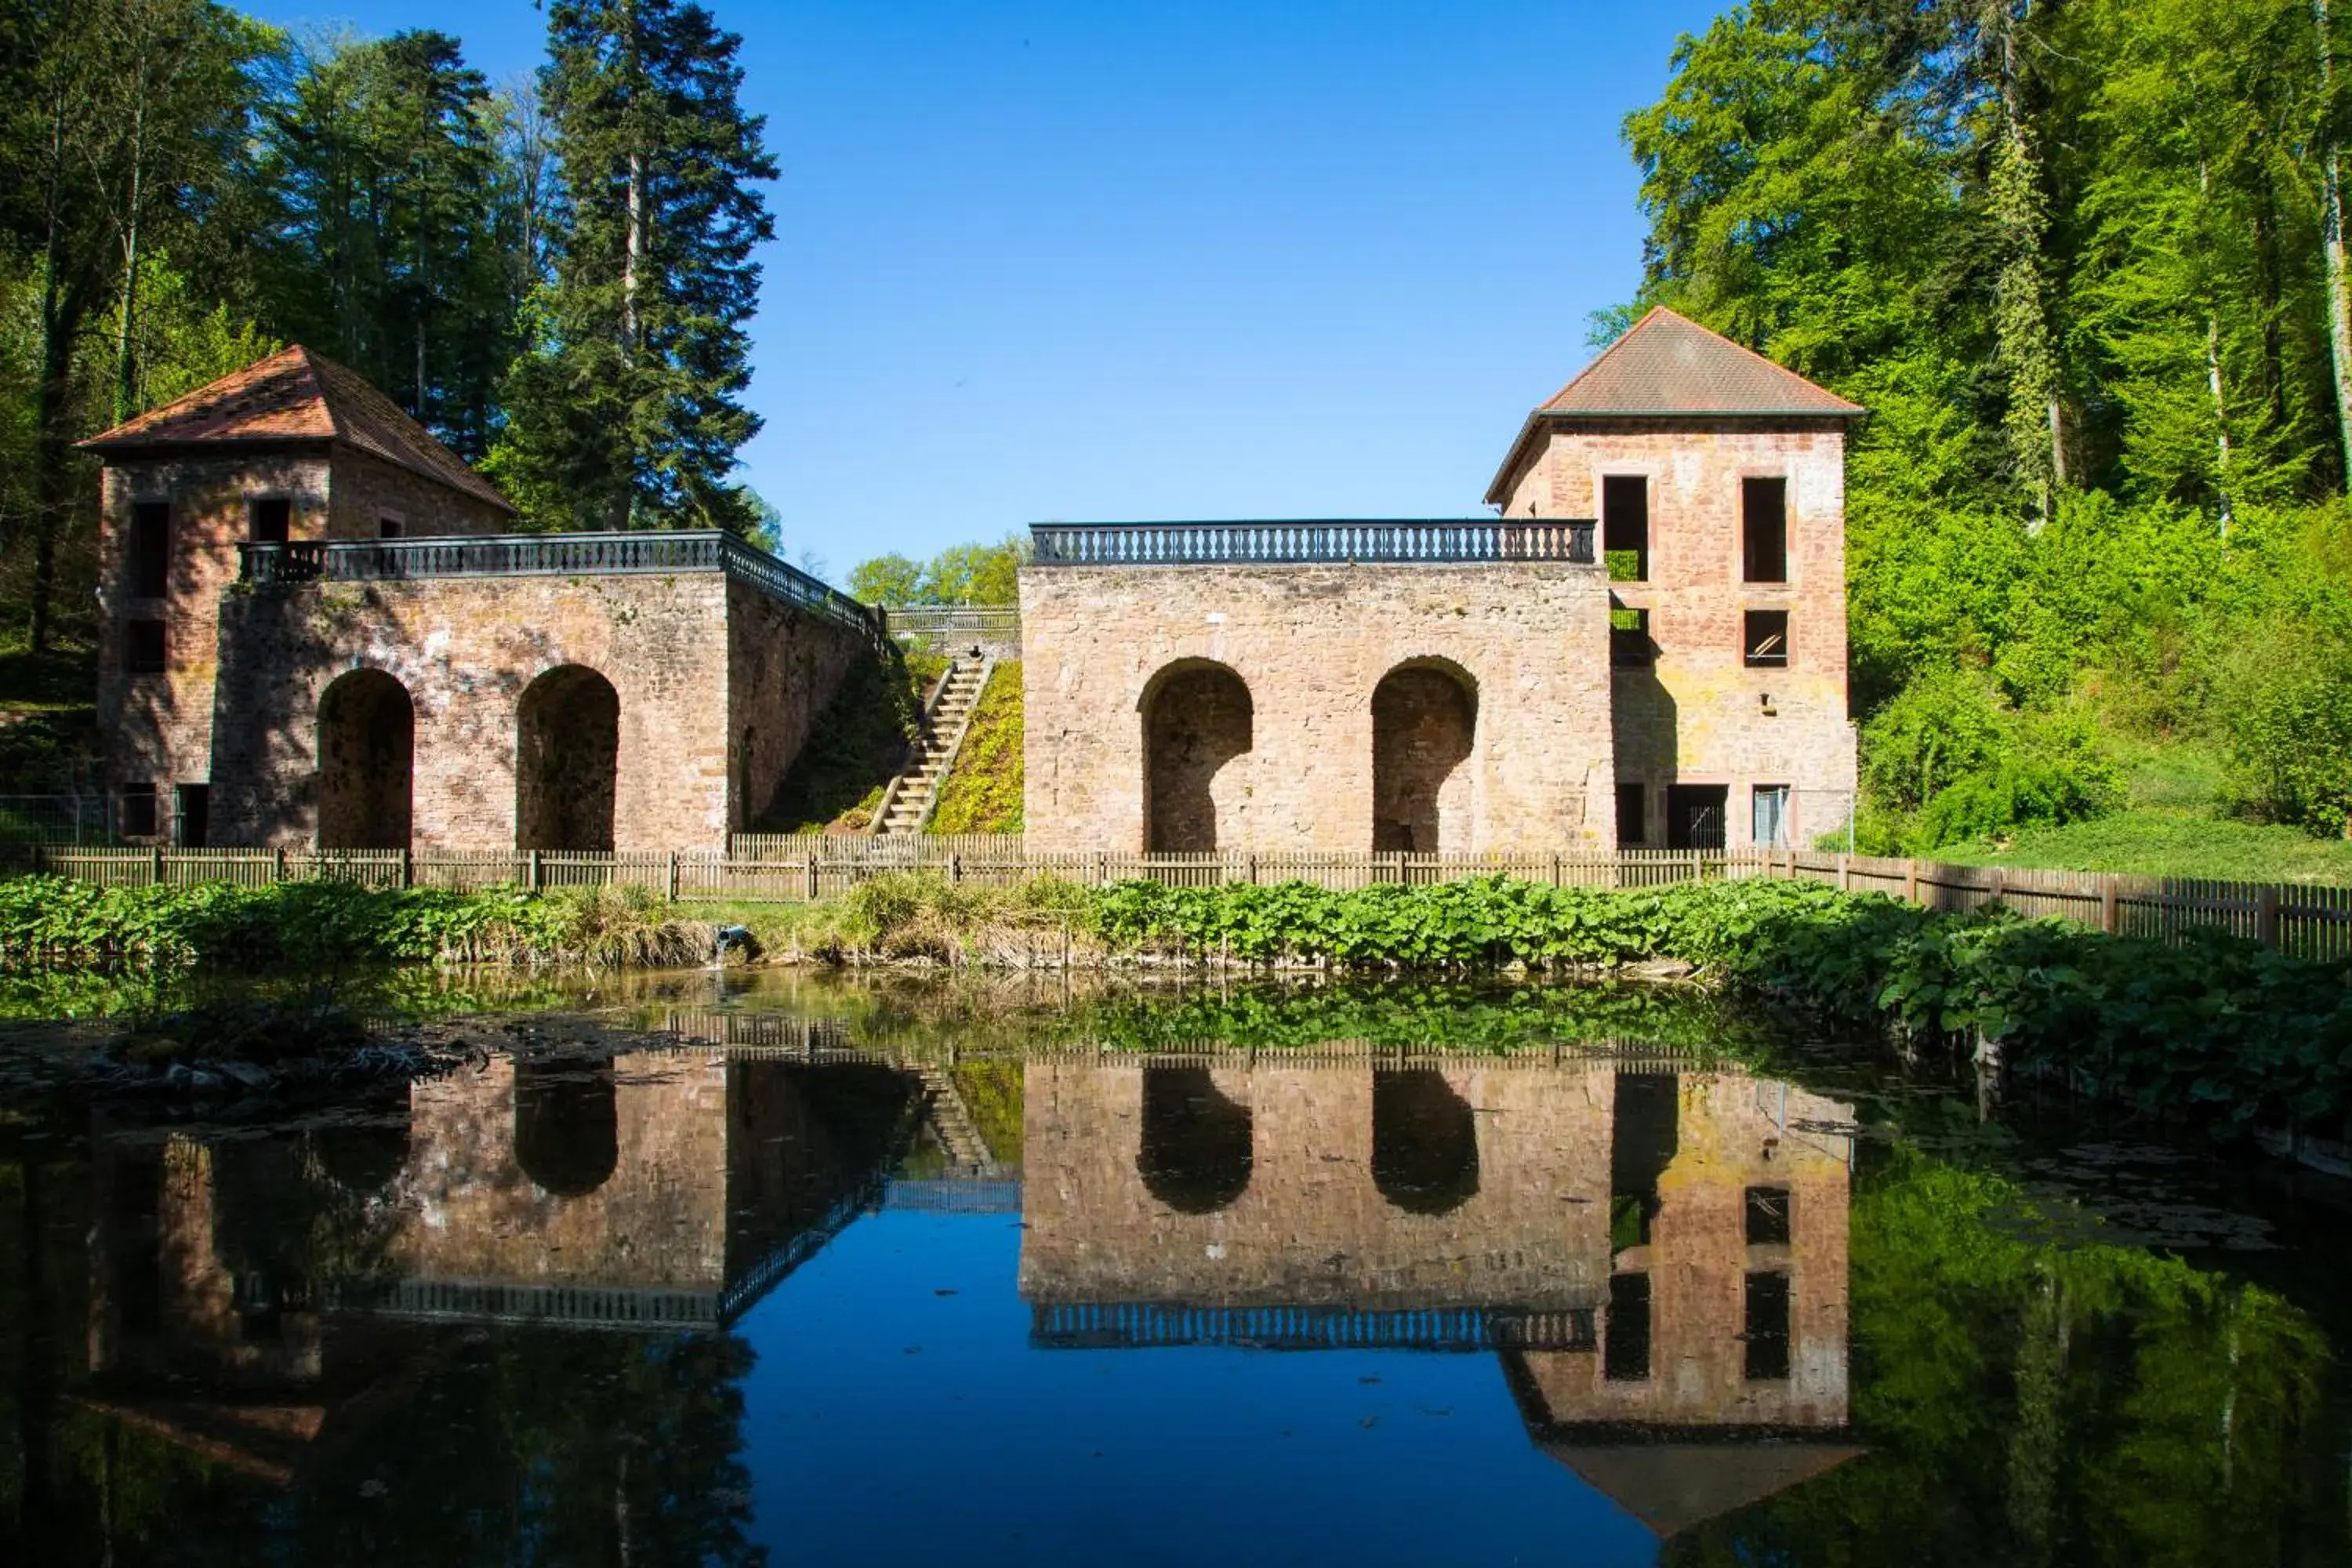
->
<box><xmin>1020</xmin><ymin>308</ymin><xmax>1864</xmax><ymax>851</ymax></box>
<box><xmin>81</xmin><ymin>346</ymin><xmax>879</xmax><ymax>849</ymax></box>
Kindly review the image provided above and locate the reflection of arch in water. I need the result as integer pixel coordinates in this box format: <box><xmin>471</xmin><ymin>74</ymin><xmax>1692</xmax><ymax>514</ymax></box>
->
<box><xmin>310</xmin><ymin>1114</ymin><xmax>412</xmax><ymax>1195</ymax></box>
<box><xmin>516</xmin><ymin>664</ymin><xmax>619</xmax><ymax>851</ymax></box>
<box><xmin>514</xmin><ymin>1060</ymin><xmax>619</xmax><ymax>1198</ymax></box>
<box><xmin>317</xmin><ymin>668</ymin><xmax>415</xmax><ymax>850</ymax></box>
<box><xmin>1371</xmin><ymin>659</ymin><xmax>1477</xmax><ymax>853</ymax></box>
<box><xmin>1610</xmin><ymin>1073</ymin><xmax>1679</xmax><ymax>1250</ymax></box>
<box><xmin>1370</xmin><ymin>1069</ymin><xmax>1480</xmax><ymax>1214</ymax></box>
<box><xmin>1139</xmin><ymin>1067</ymin><xmax>1252</xmax><ymax>1214</ymax></box>
<box><xmin>1141</xmin><ymin>661</ymin><xmax>1253</xmax><ymax>851</ymax></box>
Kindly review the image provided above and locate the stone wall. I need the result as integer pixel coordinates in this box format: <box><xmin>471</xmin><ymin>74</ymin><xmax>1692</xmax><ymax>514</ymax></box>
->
<box><xmin>96</xmin><ymin>452</ymin><xmax>332</xmax><ymax>827</ymax></box>
<box><xmin>1514</xmin><ymin>1073</ymin><xmax>1852</xmax><ymax>1430</ymax></box>
<box><xmin>1018</xmin><ymin>1062</ymin><xmax>1615</xmax><ymax>1312</ymax></box>
<box><xmin>726</xmin><ymin>580</ymin><xmax>873</xmax><ymax>829</ymax></box>
<box><xmin>1497</xmin><ymin>419</ymin><xmax>1858</xmax><ymax>848</ymax></box>
<box><xmin>325</xmin><ymin>448</ymin><xmax>510</xmax><ymax>540</ymax></box>
<box><xmin>1020</xmin><ymin>563</ymin><xmax>1616</xmax><ymax>851</ymax></box>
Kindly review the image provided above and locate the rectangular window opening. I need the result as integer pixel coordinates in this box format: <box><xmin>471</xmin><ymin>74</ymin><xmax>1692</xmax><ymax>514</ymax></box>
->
<box><xmin>1616</xmin><ymin>783</ymin><xmax>1647</xmax><ymax>847</ymax></box>
<box><xmin>128</xmin><ymin>502</ymin><xmax>170</xmax><ymax>597</ymax></box>
<box><xmin>378</xmin><ymin>515</ymin><xmax>404</xmax><ymax>539</ymax></box>
<box><xmin>118</xmin><ymin>782</ymin><xmax>158</xmax><ymax>840</ymax></box>
<box><xmin>1743</xmin><ymin>476</ymin><xmax>1788</xmax><ymax>583</ymax></box>
<box><xmin>1744</xmin><ymin>1270</ymin><xmax>1792</xmax><ymax>1381</ymax></box>
<box><xmin>124</xmin><ymin>619</ymin><xmax>166</xmax><ymax>675</ymax></box>
<box><xmin>1666</xmin><ymin>784</ymin><xmax>1728</xmax><ymax>851</ymax></box>
<box><xmin>249</xmin><ymin>496</ymin><xmax>292</xmax><ymax>544</ymax></box>
<box><xmin>174</xmin><ymin>783</ymin><xmax>210</xmax><ymax>848</ymax></box>
<box><xmin>1603</xmin><ymin>474</ymin><xmax>1650</xmax><ymax>583</ymax></box>
<box><xmin>1610</xmin><ymin>603</ymin><xmax>1653</xmax><ymax>668</ymax></box>
<box><xmin>1751</xmin><ymin>785</ymin><xmax>1791</xmax><ymax>849</ymax></box>
<box><xmin>1744</xmin><ymin>609</ymin><xmax>1789</xmax><ymax>668</ymax></box>
<box><xmin>1744</xmin><ymin>1185</ymin><xmax>1792</xmax><ymax>1246</ymax></box>
<box><xmin>1604</xmin><ymin>1272</ymin><xmax>1652</xmax><ymax>1381</ymax></box>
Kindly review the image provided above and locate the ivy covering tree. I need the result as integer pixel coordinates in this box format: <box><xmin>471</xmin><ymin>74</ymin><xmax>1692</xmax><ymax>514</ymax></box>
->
<box><xmin>486</xmin><ymin>0</ymin><xmax>776</xmax><ymax>533</ymax></box>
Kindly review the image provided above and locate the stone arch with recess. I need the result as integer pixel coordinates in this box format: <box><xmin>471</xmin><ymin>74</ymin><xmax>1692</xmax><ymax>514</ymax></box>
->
<box><xmin>1141</xmin><ymin>660</ymin><xmax>1254</xmax><ymax>852</ymax></box>
<box><xmin>513</xmin><ymin>1059</ymin><xmax>619</xmax><ymax>1199</ymax></box>
<box><xmin>1138</xmin><ymin>1067</ymin><xmax>1253</xmax><ymax>1214</ymax></box>
<box><xmin>1371</xmin><ymin>659</ymin><xmax>1478</xmax><ymax>853</ymax></box>
<box><xmin>316</xmin><ymin>668</ymin><xmax>415</xmax><ymax>850</ymax></box>
<box><xmin>515</xmin><ymin>664</ymin><xmax>619</xmax><ymax>851</ymax></box>
<box><xmin>1370</xmin><ymin>1069</ymin><xmax>1480</xmax><ymax>1215</ymax></box>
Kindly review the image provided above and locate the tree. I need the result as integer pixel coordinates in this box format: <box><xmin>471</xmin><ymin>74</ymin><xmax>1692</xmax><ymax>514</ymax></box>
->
<box><xmin>849</xmin><ymin>552</ymin><xmax>923</xmax><ymax>605</ymax></box>
<box><xmin>487</xmin><ymin>0</ymin><xmax>776</xmax><ymax>532</ymax></box>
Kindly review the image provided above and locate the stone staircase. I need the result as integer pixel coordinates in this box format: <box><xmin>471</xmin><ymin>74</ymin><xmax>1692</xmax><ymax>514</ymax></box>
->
<box><xmin>914</xmin><ymin>1066</ymin><xmax>999</xmax><ymax>1173</ymax></box>
<box><xmin>873</xmin><ymin>655</ymin><xmax>989</xmax><ymax>836</ymax></box>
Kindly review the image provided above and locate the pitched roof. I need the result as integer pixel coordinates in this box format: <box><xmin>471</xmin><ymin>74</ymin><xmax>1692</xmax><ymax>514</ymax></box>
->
<box><xmin>81</xmin><ymin>344</ymin><xmax>515</xmax><ymax>514</ymax></box>
<box><xmin>1483</xmin><ymin>307</ymin><xmax>1862</xmax><ymax>504</ymax></box>
<box><xmin>1541</xmin><ymin>1442</ymin><xmax>1866</xmax><ymax>1538</ymax></box>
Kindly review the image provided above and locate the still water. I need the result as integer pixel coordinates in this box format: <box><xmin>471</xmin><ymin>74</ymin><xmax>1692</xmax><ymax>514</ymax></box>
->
<box><xmin>2</xmin><ymin>975</ymin><xmax>2347</xmax><ymax>1566</ymax></box>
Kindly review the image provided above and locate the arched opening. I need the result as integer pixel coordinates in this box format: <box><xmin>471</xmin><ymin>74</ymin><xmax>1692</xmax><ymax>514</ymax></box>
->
<box><xmin>309</xmin><ymin>1114</ymin><xmax>412</xmax><ymax>1196</ymax></box>
<box><xmin>516</xmin><ymin>665</ymin><xmax>619</xmax><ymax>851</ymax></box>
<box><xmin>1371</xmin><ymin>1069</ymin><xmax>1479</xmax><ymax>1214</ymax></box>
<box><xmin>1372</xmin><ymin>662</ymin><xmax>1476</xmax><ymax>852</ymax></box>
<box><xmin>514</xmin><ymin>1060</ymin><xmax>619</xmax><ymax>1198</ymax></box>
<box><xmin>1138</xmin><ymin>1067</ymin><xmax>1251</xmax><ymax>1214</ymax></box>
<box><xmin>1142</xmin><ymin>662</ymin><xmax>1253</xmax><ymax>851</ymax></box>
<box><xmin>317</xmin><ymin>669</ymin><xmax>414</xmax><ymax>850</ymax></box>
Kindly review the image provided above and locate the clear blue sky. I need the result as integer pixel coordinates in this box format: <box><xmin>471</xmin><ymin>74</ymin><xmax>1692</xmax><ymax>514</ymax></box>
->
<box><xmin>242</xmin><ymin>1</ymin><xmax>1722</xmax><ymax>575</ymax></box>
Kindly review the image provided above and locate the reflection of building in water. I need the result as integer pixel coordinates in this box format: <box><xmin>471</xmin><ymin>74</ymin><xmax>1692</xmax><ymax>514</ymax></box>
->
<box><xmin>78</xmin><ymin>1051</ymin><xmax>925</xmax><ymax>1484</ymax></box>
<box><xmin>1019</xmin><ymin>1059</ymin><xmax>1859</xmax><ymax>1533</ymax></box>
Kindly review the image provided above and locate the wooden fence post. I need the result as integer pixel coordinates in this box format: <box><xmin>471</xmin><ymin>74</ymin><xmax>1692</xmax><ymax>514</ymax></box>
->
<box><xmin>274</xmin><ymin>846</ymin><xmax>289</xmax><ymax>884</ymax></box>
<box><xmin>949</xmin><ymin>851</ymin><xmax>962</xmax><ymax>887</ymax></box>
<box><xmin>805</xmin><ymin>850</ymin><xmax>818</xmax><ymax>902</ymax></box>
<box><xmin>1097</xmin><ymin>851</ymin><xmax>1109</xmax><ymax>887</ymax></box>
<box><xmin>667</xmin><ymin>851</ymin><xmax>681</xmax><ymax>902</ymax></box>
<box><xmin>527</xmin><ymin>849</ymin><xmax>542</xmax><ymax>892</ymax></box>
<box><xmin>400</xmin><ymin>848</ymin><xmax>414</xmax><ymax>890</ymax></box>
<box><xmin>1246</xmin><ymin>852</ymin><xmax>1259</xmax><ymax>886</ymax></box>
<box><xmin>1551</xmin><ymin>851</ymin><xmax>1563</xmax><ymax>888</ymax></box>
<box><xmin>1904</xmin><ymin>858</ymin><xmax>1918</xmax><ymax>905</ymax></box>
<box><xmin>151</xmin><ymin>844</ymin><xmax>165</xmax><ymax>887</ymax></box>
<box><xmin>1836</xmin><ymin>852</ymin><xmax>1850</xmax><ymax>891</ymax></box>
<box><xmin>1988</xmin><ymin>867</ymin><xmax>2005</xmax><ymax>905</ymax></box>
<box><xmin>2100</xmin><ymin>877</ymin><xmax>2118</xmax><ymax>935</ymax></box>
<box><xmin>2256</xmin><ymin>887</ymin><xmax>2281</xmax><ymax>949</ymax></box>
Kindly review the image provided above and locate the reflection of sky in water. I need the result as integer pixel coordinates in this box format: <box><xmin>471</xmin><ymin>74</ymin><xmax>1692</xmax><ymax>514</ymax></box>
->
<box><xmin>739</xmin><ymin>1209</ymin><xmax>1659</xmax><ymax>1568</ymax></box>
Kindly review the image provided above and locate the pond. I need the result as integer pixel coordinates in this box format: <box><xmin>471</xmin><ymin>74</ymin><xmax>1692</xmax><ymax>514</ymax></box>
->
<box><xmin>2</xmin><ymin>971</ymin><xmax>2347</xmax><ymax>1566</ymax></box>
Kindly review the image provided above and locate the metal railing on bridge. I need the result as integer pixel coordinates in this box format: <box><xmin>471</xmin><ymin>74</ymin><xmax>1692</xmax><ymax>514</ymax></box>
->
<box><xmin>1029</xmin><ymin>518</ymin><xmax>1598</xmax><ymax>567</ymax></box>
<box><xmin>1029</xmin><ymin>1301</ymin><xmax>1599</xmax><ymax>1352</ymax></box>
<box><xmin>237</xmin><ymin>529</ymin><xmax>883</xmax><ymax>644</ymax></box>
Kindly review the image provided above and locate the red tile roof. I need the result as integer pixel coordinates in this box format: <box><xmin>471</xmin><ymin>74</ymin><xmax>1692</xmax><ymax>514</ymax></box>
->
<box><xmin>81</xmin><ymin>345</ymin><xmax>514</xmax><ymax>514</ymax></box>
<box><xmin>1485</xmin><ymin>307</ymin><xmax>1862</xmax><ymax>504</ymax></box>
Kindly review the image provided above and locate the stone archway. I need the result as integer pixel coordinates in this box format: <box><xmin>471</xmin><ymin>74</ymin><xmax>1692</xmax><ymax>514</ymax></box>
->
<box><xmin>514</xmin><ymin>1060</ymin><xmax>619</xmax><ymax>1199</ymax></box>
<box><xmin>1142</xmin><ymin>662</ymin><xmax>1253</xmax><ymax>852</ymax></box>
<box><xmin>1138</xmin><ymin>1067</ymin><xmax>1252</xmax><ymax>1214</ymax></box>
<box><xmin>1371</xmin><ymin>1069</ymin><xmax>1480</xmax><ymax>1214</ymax></box>
<box><xmin>516</xmin><ymin>665</ymin><xmax>619</xmax><ymax>851</ymax></box>
<box><xmin>317</xmin><ymin>668</ymin><xmax>414</xmax><ymax>850</ymax></box>
<box><xmin>1371</xmin><ymin>660</ymin><xmax>1476</xmax><ymax>853</ymax></box>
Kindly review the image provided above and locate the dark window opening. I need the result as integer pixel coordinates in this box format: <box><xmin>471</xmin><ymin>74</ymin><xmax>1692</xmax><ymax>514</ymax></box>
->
<box><xmin>1667</xmin><ymin>784</ymin><xmax>1728</xmax><ymax>851</ymax></box>
<box><xmin>128</xmin><ymin>502</ymin><xmax>170</xmax><ymax>597</ymax></box>
<box><xmin>1744</xmin><ymin>1271</ymin><xmax>1792</xmax><ymax>1381</ymax></box>
<box><xmin>1745</xmin><ymin>1185</ymin><xmax>1792</xmax><ymax>1245</ymax></box>
<box><xmin>174</xmin><ymin>784</ymin><xmax>209</xmax><ymax>848</ymax></box>
<box><xmin>124</xmin><ymin>619</ymin><xmax>166</xmax><ymax>674</ymax></box>
<box><xmin>1744</xmin><ymin>609</ymin><xmax>1789</xmax><ymax>668</ymax></box>
<box><xmin>379</xmin><ymin>516</ymin><xmax>404</xmax><ymax>539</ymax></box>
<box><xmin>1610</xmin><ymin>1073</ymin><xmax>1679</xmax><ymax>1254</ymax></box>
<box><xmin>1752</xmin><ymin>785</ymin><xmax>1790</xmax><ymax>849</ymax></box>
<box><xmin>118</xmin><ymin>782</ymin><xmax>158</xmax><ymax>839</ymax></box>
<box><xmin>236</xmin><ymin>1273</ymin><xmax>284</xmax><ymax>1342</ymax></box>
<box><xmin>1604</xmin><ymin>1272</ymin><xmax>1653</xmax><ymax>1381</ymax></box>
<box><xmin>248</xmin><ymin>496</ymin><xmax>291</xmax><ymax>544</ymax></box>
<box><xmin>1610</xmin><ymin>604</ymin><xmax>1653</xmax><ymax>668</ymax></box>
<box><xmin>1603</xmin><ymin>474</ymin><xmax>1650</xmax><ymax>583</ymax></box>
<box><xmin>1743</xmin><ymin>476</ymin><xmax>1788</xmax><ymax>582</ymax></box>
<box><xmin>1616</xmin><ymin>783</ymin><xmax>1647</xmax><ymax>846</ymax></box>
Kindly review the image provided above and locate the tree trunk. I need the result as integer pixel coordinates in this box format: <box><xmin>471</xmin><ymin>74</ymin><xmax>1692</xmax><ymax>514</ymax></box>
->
<box><xmin>2318</xmin><ymin>0</ymin><xmax>2352</xmax><ymax>482</ymax></box>
<box><xmin>615</xmin><ymin>146</ymin><xmax>645</xmax><ymax>531</ymax></box>
<box><xmin>113</xmin><ymin>96</ymin><xmax>147</xmax><ymax>426</ymax></box>
<box><xmin>2201</xmin><ymin>156</ymin><xmax>2235</xmax><ymax>532</ymax></box>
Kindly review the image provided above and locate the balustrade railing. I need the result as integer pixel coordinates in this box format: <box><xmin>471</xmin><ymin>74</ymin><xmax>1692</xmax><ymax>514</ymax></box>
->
<box><xmin>1029</xmin><ymin>518</ymin><xmax>1597</xmax><ymax>566</ymax></box>
<box><xmin>238</xmin><ymin>530</ymin><xmax>881</xmax><ymax>642</ymax></box>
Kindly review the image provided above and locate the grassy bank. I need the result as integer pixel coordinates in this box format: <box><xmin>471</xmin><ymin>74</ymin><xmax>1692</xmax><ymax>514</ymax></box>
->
<box><xmin>928</xmin><ymin>661</ymin><xmax>1022</xmax><ymax>833</ymax></box>
<box><xmin>1931</xmin><ymin>809</ymin><xmax>2352</xmax><ymax>883</ymax></box>
<box><xmin>5</xmin><ymin>869</ymin><xmax>2345</xmax><ymax>1137</ymax></box>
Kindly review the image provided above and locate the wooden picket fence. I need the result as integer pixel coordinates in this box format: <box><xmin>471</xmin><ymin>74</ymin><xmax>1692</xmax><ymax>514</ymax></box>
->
<box><xmin>20</xmin><ymin>836</ymin><xmax>2352</xmax><ymax>961</ymax></box>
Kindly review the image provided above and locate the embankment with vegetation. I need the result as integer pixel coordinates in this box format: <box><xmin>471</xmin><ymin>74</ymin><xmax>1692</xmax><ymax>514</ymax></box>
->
<box><xmin>5</xmin><ymin>870</ymin><xmax>2348</xmax><ymax>1140</ymax></box>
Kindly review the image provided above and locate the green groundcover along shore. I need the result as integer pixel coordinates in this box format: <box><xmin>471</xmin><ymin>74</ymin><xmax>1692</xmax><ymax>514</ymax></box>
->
<box><xmin>1</xmin><ymin>870</ymin><xmax>2348</xmax><ymax>1142</ymax></box>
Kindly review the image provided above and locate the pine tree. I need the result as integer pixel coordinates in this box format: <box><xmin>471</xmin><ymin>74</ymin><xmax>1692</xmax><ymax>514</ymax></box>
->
<box><xmin>488</xmin><ymin>0</ymin><xmax>775</xmax><ymax>532</ymax></box>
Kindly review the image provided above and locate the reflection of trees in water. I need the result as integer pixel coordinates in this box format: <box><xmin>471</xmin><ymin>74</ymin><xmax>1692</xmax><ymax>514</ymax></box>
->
<box><xmin>1658</xmin><ymin>1151</ymin><xmax>2342</xmax><ymax>1566</ymax></box>
<box><xmin>1369</xmin><ymin>1069</ymin><xmax>1479</xmax><ymax>1214</ymax></box>
<box><xmin>1139</xmin><ymin>1068</ymin><xmax>1253</xmax><ymax>1214</ymax></box>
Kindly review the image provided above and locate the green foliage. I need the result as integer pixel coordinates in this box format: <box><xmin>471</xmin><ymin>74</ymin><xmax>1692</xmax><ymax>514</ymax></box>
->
<box><xmin>927</xmin><ymin>662</ymin><xmax>1023</xmax><ymax>833</ymax></box>
<box><xmin>757</xmin><ymin>646</ymin><xmax>930</xmax><ymax>833</ymax></box>
<box><xmin>850</xmin><ymin>535</ymin><xmax>1029</xmax><ymax>606</ymax></box>
<box><xmin>1934</xmin><ymin>810</ymin><xmax>2352</xmax><ymax>882</ymax></box>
